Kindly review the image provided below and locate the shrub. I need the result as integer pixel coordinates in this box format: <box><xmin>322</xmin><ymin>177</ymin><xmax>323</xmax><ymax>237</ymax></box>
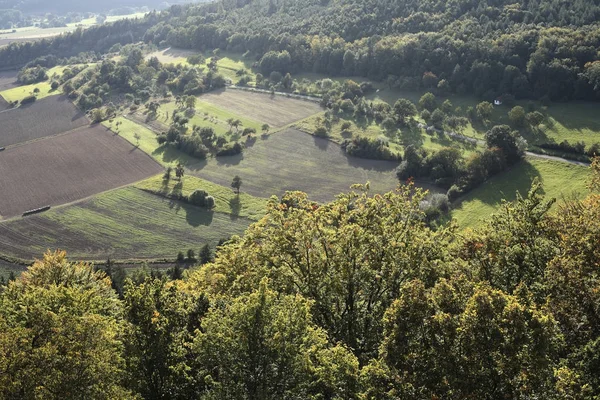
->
<box><xmin>205</xmin><ymin>196</ymin><xmax>215</xmax><ymax>209</ymax></box>
<box><xmin>314</xmin><ymin>126</ymin><xmax>329</xmax><ymax>137</ymax></box>
<box><xmin>447</xmin><ymin>185</ymin><xmax>463</xmax><ymax>202</ymax></box>
<box><xmin>342</xmin><ymin>137</ymin><xmax>399</xmax><ymax>161</ymax></box>
<box><xmin>189</xmin><ymin>189</ymin><xmax>208</xmax><ymax>206</ymax></box>
<box><xmin>216</xmin><ymin>142</ymin><xmax>243</xmax><ymax>157</ymax></box>
<box><xmin>50</xmin><ymin>81</ymin><xmax>59</xmax><ymax>90</ymax></box>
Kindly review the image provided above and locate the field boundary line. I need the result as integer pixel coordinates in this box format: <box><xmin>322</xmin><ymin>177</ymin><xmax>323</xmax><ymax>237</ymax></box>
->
<box><xmin>1</xmin><ymin>124</ymin><xmax>92</xmax><ymax>150</ymax></box>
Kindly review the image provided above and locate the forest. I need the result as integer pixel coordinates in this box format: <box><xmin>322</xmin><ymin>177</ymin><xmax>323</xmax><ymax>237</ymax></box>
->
<box><xmin>1</xmin><ymin>160</ymin><xmax>599</xmax><ymax>399</ymax></box>
<box><xmin>2</xmin><ymin>0</ymin><xmax>600</xmax><ymax>101</ymax></box>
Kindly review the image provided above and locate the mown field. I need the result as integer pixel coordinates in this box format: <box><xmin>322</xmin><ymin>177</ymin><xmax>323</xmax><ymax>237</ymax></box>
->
<box><xmin>0</xmin><ymin>95</ymin><xmax>88</xmax><ymax>147</ymax></box>
<box><xmin>0</xmin><ymin>186</ymin><xmax>253</xmax><ymax>261</ymax></box>
<box><xmin>0</xmin><ymin>70</ymin><xmax>18</xmax><ymax>92</ymax></box>
<box><xmin>451</xmin><ymin>158</ymin><xmax>591</xmax><ymax>228</ymax></box>
<box><xmin>0</xmin><ymin>125</ymin><xmax>162</xmax><ymax>219</ymax></box>
<box><xmin>185</xmin><ymin>128</ymin><xmax>426</xmax><ymax>202</ymax></box>
<box><xmin>199</xmin><ymin>89</ymin><xmax>322</xmax><ymax>128</ymax></box>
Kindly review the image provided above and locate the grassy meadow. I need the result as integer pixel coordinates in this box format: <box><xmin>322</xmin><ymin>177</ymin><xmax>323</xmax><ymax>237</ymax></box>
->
<box><xmin>451</xmin><ymin>158</ymin><xmax>591</xmax><ymax>228</ymax></box>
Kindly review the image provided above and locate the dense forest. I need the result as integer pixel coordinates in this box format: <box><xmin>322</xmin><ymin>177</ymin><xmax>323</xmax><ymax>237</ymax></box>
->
<box><xmin>1</xmin><ymin>160</ymin><xmax>599</xmax><ymax>399</ymax></box>
<box><xmin>2</xmin><ymin>0</ymin><xmax>600</xmax><ymax>101</ymax></box>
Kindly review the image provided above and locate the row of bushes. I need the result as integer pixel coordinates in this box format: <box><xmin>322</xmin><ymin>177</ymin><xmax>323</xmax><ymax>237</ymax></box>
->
<box><xmin>538</xmin><ymin>140</ymin><xmax>600</xmax><ymax>158</ymax></box>
<box><xmin>341</xmin><ymin>137</ymin><xmax>400</xmax><ymax>161</ymax></box>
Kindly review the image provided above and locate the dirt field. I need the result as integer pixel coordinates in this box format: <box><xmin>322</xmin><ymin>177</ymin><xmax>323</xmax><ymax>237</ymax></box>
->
<box><xmin>0</xmin><ymin>125</ymin><xmax>163</xmax><ymax>218</ymax></box>
<box><xmin>0</xmin><ymin>70</ymin><xmax>18</xmax><ymax>91</ymax></box>
<box><xmin>0</xmin><ymin>96</ymin><xmax>10</xmax><ymax>111</ymax></box>
<box><xmin>185</xmin><ymin>128</ymin><xmax>437</xmax><ymax>203</ymax></box>
<box><xmin>199</xmin><ymin>89</ymin><xmax>323</xmax><ymax>127</ymax></box>
<box><xmin>0</xmin><ymin>95</ymin><xmax>89</xmax><ymax>147</ymax></box>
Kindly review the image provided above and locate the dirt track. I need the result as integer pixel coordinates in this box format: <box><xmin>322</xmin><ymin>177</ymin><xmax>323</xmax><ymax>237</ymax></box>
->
<box><xmin>0</xmin><ymin>125</ymin><xmax>163</xmax><ymax>218</ymax></box>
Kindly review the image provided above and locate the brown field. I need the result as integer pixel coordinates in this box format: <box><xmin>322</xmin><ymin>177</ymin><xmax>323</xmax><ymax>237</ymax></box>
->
<box><xmin>199</xmin><ymin>89</ymin><xmax>323</xmax><ymax>127</ymax></box>
<box><xmin>0</xmin><ymin>96</ymin><xmax>9</xmax><ymax>111</ymax></box>
<box><xmin>0</xmin><ymin>125</ymin><xmax>163</xmax><ymax>219</ymax></box>
<box><xmin>0</xmin><ymin>95</ymin><xmax>88</xmax><ymax>148</ymax></box>
<box><xmin>0</xmin><ymin>70</ymin><xmax>18</xmax><ymax>91</ymax></box>
<box><xmin>146</xmin><ymin>47</ymin><xmax>197</xmax><ymax>64</ymax></box>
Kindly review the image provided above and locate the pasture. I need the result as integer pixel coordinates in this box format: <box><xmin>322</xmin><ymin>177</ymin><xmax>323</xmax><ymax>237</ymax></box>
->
<box><xmin>199</xmin><ymin>89</ymin><xmax>322</xmax><ymax>128</ymax></box>
<box><xmin>184</xmin><ymin>128</ymin><xmax>423</xmax><ymax>202</ymax></box>
<box><xmin>451</xmin><ymin>158</ymin><xmax>590</xmax><ymax>228</ymax></box>
<box><xmin>0</xmin><ymin>95</ymin><xmax>88</xmax><ymax>148</ymax></box>
<box><xmin>0</xmin><ymin>186</ymin><xmax>253</xmax><ymax>261</ymax></box>
<box><xmin>0</xmin><ymin>125</ymin><xmax>162</xmax><ymax>219</ymax></box>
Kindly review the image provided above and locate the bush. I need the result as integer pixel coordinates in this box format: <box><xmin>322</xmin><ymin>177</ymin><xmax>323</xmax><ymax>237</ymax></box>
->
<box><xmin>447</xmin><ymin>185</ymin><xmax>463</xmax><ymax>202</ymax></box>
<box><xmin>205</xmin><ymin>196</ymin><xmax>215</xmax><ymax>209</ymax></box>
<box><xmin>216</xmin><ymin>142</ymin><xmax>243</xmax><ymax>157</ymax></box>
<box><xmin>50</xmin><ymin>81</ymin><xmax>59</xmax><ymax>90</ymax></box>
<box><xmin>314</xmin><ymin>126</ymin><xmax>329</xmax><ymax>137</ymax></box>
<box><xmin>189</xmin><ymin>189</ymin><xmax>209</xmax><ymax>206</ymax></box>
<box><xmin>342</xmin><ymin>137</ymin><xmax>399</xmax><ymax>161</ymax></box>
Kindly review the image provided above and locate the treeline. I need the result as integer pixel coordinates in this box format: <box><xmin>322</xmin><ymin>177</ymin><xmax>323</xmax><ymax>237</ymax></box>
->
<box><xmin>2</xmin><ymin>0</ymin><xmax>600</xmax><ymax>102</ymax></box>
<box><xmin>1</xmin><ymin>160</ymin><xmax>600</xmax><ymax>399</ymax></box>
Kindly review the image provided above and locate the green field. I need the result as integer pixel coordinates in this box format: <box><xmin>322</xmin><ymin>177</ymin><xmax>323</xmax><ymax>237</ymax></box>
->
<box><xmin>294</xmin><ymin>111</ymin><xmax>480</xmax><ymax>156</ymax></box>
<box><xmin>451</xmin><ymin>158</ymin><xmax>591</xmax><ymax>228</ymax></box>
<box><xmin>0</xmin><ymin>65</ymin><xmax>85</xmax><ymax>102</ymax></box>
<box><xmin>0</xmin><ymin>186</ymin><xmax>254</xmax><ymax>261</ymax></box>
<box><xmin>156</xmin><ymin>100</ymin><xmax>264</xmax><ymax>137</ymax></box>
<box><xmin>135</xmin><ymin>175</ymin><xmax>267</xmax><ymax>221</ymax></box>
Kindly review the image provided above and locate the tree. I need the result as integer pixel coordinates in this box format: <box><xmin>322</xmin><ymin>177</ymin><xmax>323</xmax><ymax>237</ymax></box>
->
<box><xmin>231</xmin><ymin>175</ymin><xmax>242</xmax><ymax>194</ymax></box>
<box><xmin>187</xmin><ymin>249</ymin><xmax>196</xmax><ymax>261</ymax></box>
<box><xmin>393</xmin><ymin>98</ymin><xmax>417</xmax><ymax>125</ymax></box>
<box><xmin>526</xmin><ymin>111</ymin><xmax>544</xmax><ymax>127</ymax></box>
<box><xmin>485</xmin><ymin>125</ymin><xmax>525</xmax><ymax>164</ymax></box>
<box><xmin>193</xmin><ymin>279</ymin><xmax>359</xmax><ymax>399</ymax></box>
<box><xmin>261</xmin><ymin>123</ymin><xmax>270</xmax><ymax>134</ymax></box>
<box><xmin>0</xmin><ymin>251</ymin><xmax>131</xmax><ymax>398</ymax></box>
<box><xmin>476</xmin><ymin>101</ymin><xmax>494</xmax><ymax>121</ymax></box>
<box><xmin>199</xmin><ymin>244</ymin><xmax>212</xmax><ymax>265</ymax></box>
<box><xmin>185</xmin><ymin>95</ymin><xmax>197</xmax><ymax>109</ymax></box>
<box><xmin>231</xmin><ymin>119</ymin><xmax>242</xmax><ymax>132</ymax></box>
<box><xmin>175</xmin><ymin>163</ymin><xmax>185</xmax><ymax>180</ymax></box>
<box><xmin>508</xmin><ymin>105</ymin><xmax>526</xmax><ymax>127</ymax></box>
<box><xmin>133</xmin><ymin>132</ymin><xmax>141</xmax><ymax>146</ymax></box>
<box><xmin>430</xmin><ymin>109</ymin><xmax>446</xmax><ymax>130</ymax></box>
<box><xmin>418</xmin><ymin>92</ymin><xmax>437</xmax><ymax>111</ymax></box>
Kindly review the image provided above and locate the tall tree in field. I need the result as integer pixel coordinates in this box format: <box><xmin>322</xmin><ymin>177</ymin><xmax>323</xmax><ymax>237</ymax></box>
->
<box><xmin>231</xmin><ymin>175</ymin><xmax>242</xmax><ymax>194</ymax></box>
<box><xmin>175</xmin><ymin>163</ymin><xmax>185</xmax><ymax>180</ymax></box>
<box><xmin>185</xmin><ymin>95</ymin><xmax>197</xmax><ymax>109</ymax></box>
<box><xmin>261</xmin><ymin>123</ymin><xmax>270</xmax><ymax>134</ymax></box>
<box><xmin>393</xmin><ymin>98</ymin><xmax>417</xmax><ymax>126</ymax></box>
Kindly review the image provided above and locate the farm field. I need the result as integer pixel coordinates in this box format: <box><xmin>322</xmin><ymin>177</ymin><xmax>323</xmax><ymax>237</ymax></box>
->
<box><xmin>199</xmin><ymin>89</ymin><xmax>323</xmax><ymax>128</ymax></box>
<box><xmin>0</xmin><ymin>95</ymin><xmax>88</xmax><ymax>147</ymax></box>
<box><xmin>135</xmin><ymin>175</ymin><xmax>267</xmax><ymax>221</ymax></box>
<box><xmin>0</xmin><ymin>65</ymin><xmax>76</xmax><ymax>102</ymax></box>
<box><xmin>185</xmin><ymin>128</ymin><xmax>428</xmax><ymax>202</ymax></box>
<box><xmin>0</xmin><ymin>125</ymin><xmax>162</xmax><ymax>219</ymax></box>
<box><xmin>451</xmin><ymin>158</ymin><xmax>590</xmax><ymax>228</ymax></box>
<box><xmin>0</xmin><ymin>187</ymin><xmax>252</xmax><ymax>261</ymax></box>
<box><xmin>0</xmin><ymin>70</ymin><xmax>18</xmax><ymax>91</ymax></box>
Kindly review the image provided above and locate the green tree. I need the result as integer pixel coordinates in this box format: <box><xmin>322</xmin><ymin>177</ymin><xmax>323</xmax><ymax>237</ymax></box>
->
<box><xmin>418</xmin><ymin>92</ymin><xmax>437</xmax><ymax>111</ymax></box>
<box><xmin>0</xmin><ymin>251</ymin><xmax>132</xmax><ymax>398</ymax></box>
<box><xmin>485</xmin><ymin>124</ymin><xmax>525</xmax><ymax>164</ymax></box>
<box><xmin>508</xmin><ymin>105</ymin><xmax>526</xmax><ymax>127</ymax></box>
<box><xmin>261</xmin><ymin>123</ymin><xmax>270</xmax><ymax>134</ymax></box>
<box><xmin>393</xmin><ymin>98</ymin><xmax>417</xmax><ymax>125</ymax></box>
<box><xmin>476</xmin><ymin>101</ymin><xmax>494</xmax><ymax>121</ymax></box>
<box><xmin>231</xmin><ymin>175</ymin><xmax>242</xmax><ymax>194</ymax></box>
<box><xmin>193</xmin><ymin>279</ymin><xmax>359</xmax><ymax>399</ymax></box>
<box><xmin>199</xmin><ymin>244</ymin><xmax>212</xmax><ymax>265</ymax></box>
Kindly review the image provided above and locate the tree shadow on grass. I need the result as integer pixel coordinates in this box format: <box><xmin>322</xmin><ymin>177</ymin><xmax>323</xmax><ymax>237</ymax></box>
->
<box><xmin>229</xmin><ymin>195</ymin><xmax>241</xmax><ymax>219</ymax></box>
<box><xmin>453</xmin><ymin>160</ymin><xmax>543</xmax><ymax>210</ymax></box>
<box><xmin>184</xmin><ymin>204</ymin><xmax>214</xmax><ymax>227</ymax></box>
<box><xmin>216</xmin><ymin>153</ymin><xmax>244</xmax><ymax>166</ymax></box>
<box><xmin>313</xmin><ymin>134</ymin><xmax>329</xmax><ymax>150</ymax></box>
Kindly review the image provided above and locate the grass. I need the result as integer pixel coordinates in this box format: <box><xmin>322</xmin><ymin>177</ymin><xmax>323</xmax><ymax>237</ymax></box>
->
<box><xmin>451</xmin><ymin>158</ymin><xmax>591</xmax><ymax>228</ymax></box>
<box><xmin>102</xmin><ymin>116</ymin><xmax>198</xmax><ymax>167</ymax></box>
<box><xmin>156</xmin><ymin>100</ymin><xmax>264</xmax><ymax>137</ymax></box>
<box><xmin>135</xmin><ymin>175</ymin><xmax>267</xmax><ymax>221</ymax></box>
<box><xmin>0</xmin><ymin>65</ymin><xmax>83</xmax><ymax>102</ymax></box>
<box><xmin>0</xmin><ymin>187</ymin><xmax>253</xmax><ymax>261</ymax></box>
<box><xmin>294</xmin><ymin>111</ymin><xmax>480</xmax><ymax>157</ymax></box>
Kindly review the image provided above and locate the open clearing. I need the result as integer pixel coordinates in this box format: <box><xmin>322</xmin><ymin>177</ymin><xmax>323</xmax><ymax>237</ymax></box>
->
<box><xmin>0</xmin><ymin>125</ymin><xmax>162</xmax><ymax>219</ymax></box>
<box><xmin>185</xmin><ymin>128</ymin><xmax>431</xmax><ymax>202</ymax></box>
<box><xmin>451</xmin><ymin>158</ymin><xmax>590</xmax><ymax>228</ymax></box>
<box><xmin>0</xmin><ymin>187</ymin><xmax>252</xmax><ymax>261</ymax></box>
<box><xmin>0</xmin><ymin>95</ymin><xmax>88</xmax><ymax>147</ymax></box>
<box><xmin>199</xmin><ymin>89</ymin><xmax>322</xmax><ymax>127</ymax></box>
